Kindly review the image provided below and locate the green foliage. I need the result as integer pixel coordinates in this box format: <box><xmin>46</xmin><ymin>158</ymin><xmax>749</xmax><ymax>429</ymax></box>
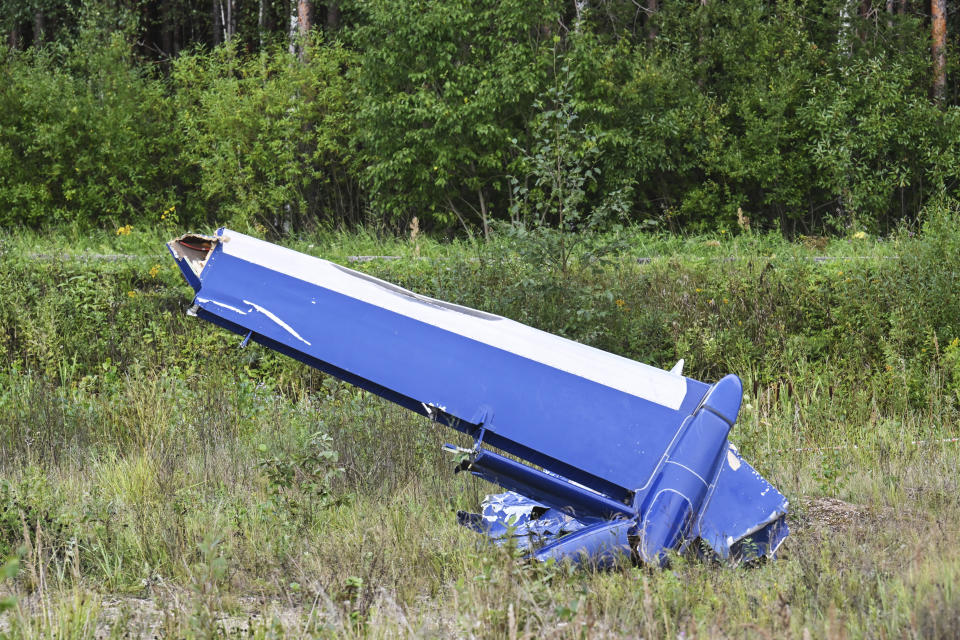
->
<box><xmin>0</xmin><ymin>30</ymin><xmax>174</xmax><ymax>227</ymax></box>
<box><xmin>945</xmin><ymin>338</ymin><xmax>960</xmax><ymax>406</ymax></box>
<box><xmin>257</xmin><ymin>429</ymin><xmax>344</xmax><ymax>521</ymax></box>
<box><xmin>4</xmin><ymin>2</ymin><xmax>960</xmax><ymax>234</ymax></box>
<box><xmin>171</xmin><ymin>35</ymin><xmax>358</xmax><ymax>233</ymax></box>
<box><xmin>0</xmin><ymin>555</ymin><xmax>19</xmax><ymax>613</ymax></box>
<box><xmin>352</xmin><ymin>0</ymin><xmax>556</xmax><ymax>230</ymax></box>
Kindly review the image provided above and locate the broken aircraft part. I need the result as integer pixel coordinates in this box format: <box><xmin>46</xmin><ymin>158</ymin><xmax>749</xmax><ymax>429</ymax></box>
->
<box><xmin>168</xmin><ymin>229</ymin><xmax>788</xmax><ymax>567</ymax></box>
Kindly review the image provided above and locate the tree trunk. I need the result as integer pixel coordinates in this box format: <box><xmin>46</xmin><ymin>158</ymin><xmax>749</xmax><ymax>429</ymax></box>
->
<box><xmin>860</xmin><ymin>0</ymin><xmax>871</xmax><ymax>41</ymax></box>
<box><xmin>573</xmin><ymin>0</ymin><xmax>588</xmax><ymax>32</ymax></box>
<box><xmin>647</xmin><ymin>0</ymin><xmax>658</xmax><ymax>41</ymax></box>
<box><xmin>161</xmin><ymin>0</ymin><xmax>173</xmax><ymax>57</ymax></box>
<box><xmin>212</xmin><ymin>0</ymin><xmax>222</xmax><ymax>46</ymax></box>
<box><xmin>288</xmin><ymin>8</ymin><xmax>297</xmax><ymax>54</ymax></box>
<box><xmin>258</xmin><ymin>0</ymin><xmax>266</xmax><ymax>49</ymax></box>
<box><xmin>262</xmin><ymin>0</ymin><xmax>273</xmax><ymax>36</ymax></box>
<box><xmin>33</xmin><ymin>10</ymin><xmax>45</xmax><ymax>45</ymax></box>
<box><xmin>215</xmin><ymin>0</ymin><xmax>231</xmax><ymax>43</ymax></box>
<box><xmin>298</xmin><ymin>0</ymin><xmax>312</xmax><ymax>38</ymax></box>
<box><xmin>293</xmin><ymin>0</ymin><xmax>312</xmax><ymax>58</ymax></box>
<box><xmin>326</xmin><ymin>1</ymin><xmax>340</xmax><ymax>29</ymax></box>
<box><xmin>478</xmin><ymin>188</ymin><xmax>490</xmax><ymax>240</ymax></box>
<box><xmin>8</xmin><ymin>25</ymin><xmax>20</xmax><ymax>49</ymax></box>
<box><xmin>221</xmin><ymin>0</ymin><xmax>233</xmax><ymax>42</ymax></box>
<box><xmin>932</xmin><ymin>0</ymin><xmax>946</xmax><ymax>102</ymax></box>
<box><xmin>839</xmin><ymin>0</ymin><xmax>854</xmax><ymax>54</ymax></box>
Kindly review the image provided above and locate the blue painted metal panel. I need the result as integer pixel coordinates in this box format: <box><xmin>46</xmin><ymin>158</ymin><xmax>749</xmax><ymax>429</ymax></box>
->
<box><xmin>167</xmin><ymin>229</ymin><xmax>789</xmax><ymax>567</ymax></box>
<box><xmin>461</xmin><ymin>448</ymin><xmax>635</xmax><ymax>520</ymax></box>
<box><xmin>532</xmin><ymin>520</ymin><xmax>634</xmax><ymax>569</ymax></box>
<box><xmin>695</xmin><ymin>444</ymin><xmax>790</xmax><ymax>561</ymax></box>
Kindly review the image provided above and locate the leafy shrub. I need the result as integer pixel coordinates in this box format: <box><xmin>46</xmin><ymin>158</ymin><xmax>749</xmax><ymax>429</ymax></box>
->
<box><xmin>0</xmin><ymin>29</ymin><xmax>174</xmax><ymax>227</ymax></box>
<box><xmin>258</xmin><ymin>429</ymin><xmax>344</xmax><ymax>522</ymax></box>
<box><xmin>170</xmin><ymin>35</ymin><xmax>359</xmax><ymax>232</ymax></box>
<box><xmin>352</xmin><ymin>0</ymin><xmax>556</xmax><ymax>230</ymax></box>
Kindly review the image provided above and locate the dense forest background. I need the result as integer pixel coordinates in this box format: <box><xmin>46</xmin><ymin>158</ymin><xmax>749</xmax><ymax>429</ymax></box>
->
<box><xmin>2</xmin><ymin>0</ymin><xmax>960</xmax><ymax>236</ymax></box>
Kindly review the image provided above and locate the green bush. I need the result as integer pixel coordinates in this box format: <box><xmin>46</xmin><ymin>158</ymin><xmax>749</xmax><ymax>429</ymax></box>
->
<box><xmin>4</xmin><ymin>2</ymin><xmax>960</xmax><ymax>233</ymax></box>
<box><xmin>170</xmin><ymin>35</ymin><xmax>359</xmax><ymax>232</ymax></box>
<box><xmin>0</xmin><ymin>30</ymin><xmax>174</xmax><ymax>227</ymax></box>
<box><xmin>352</xmin><ymin>0</ymin><xmax>557</xmax><ymax>230</ymax></box>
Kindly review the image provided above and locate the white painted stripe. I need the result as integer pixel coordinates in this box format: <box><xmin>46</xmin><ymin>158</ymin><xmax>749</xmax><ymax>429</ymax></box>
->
<box><xmin>242</xmin><ymin>299</ymin><xmax>312</xmax><ymax>346</ymax></box>
<box><xmin>216</xmin><ymin>230</ymin><xmax>688</xmax><ymax>410</ymax></box>
<box><xmin>663</xmin><ymin>460</ymin><xmax>709</xmax><ymax>486</ymax></box>
<box><xmin>196</xmin><ymin>297</ymin><xmax>248</xmax><ymax>315</ymax></box>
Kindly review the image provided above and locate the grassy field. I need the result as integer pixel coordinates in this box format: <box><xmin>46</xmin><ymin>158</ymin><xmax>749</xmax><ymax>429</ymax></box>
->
<box><xmin>0</xmin><ymin>219</ymin><xmax>959</xmax><ymax>638</ymax></box>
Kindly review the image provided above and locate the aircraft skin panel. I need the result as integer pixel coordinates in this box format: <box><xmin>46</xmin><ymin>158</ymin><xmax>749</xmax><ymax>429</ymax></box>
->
<box><xmin>187</xmin><ymin>235</ymin><xmax>710</xmax><ymax>492</ymax></box>
<box><xmin>216</xmin><ymin>230</ymin><xmax>691</xmax><ymax>410</ymax></box>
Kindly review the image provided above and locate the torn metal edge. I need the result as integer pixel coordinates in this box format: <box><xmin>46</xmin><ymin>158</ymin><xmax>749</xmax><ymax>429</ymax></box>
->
<box><xmin>167</xmin><ymin>233</ymin><xmax>221</xmax><ymax>280</ymax></box>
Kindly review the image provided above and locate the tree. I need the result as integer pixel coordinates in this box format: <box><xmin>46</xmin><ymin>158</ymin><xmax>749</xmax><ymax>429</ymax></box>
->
<box><xmin>932</xmin><ymin>0</ymin><xmax>946</xmax><ymax>102</ymax></box>
<box><xmin>354</xmin><ymin>0</ymin><xmax>559</xmax><ymax>233</ymax></box>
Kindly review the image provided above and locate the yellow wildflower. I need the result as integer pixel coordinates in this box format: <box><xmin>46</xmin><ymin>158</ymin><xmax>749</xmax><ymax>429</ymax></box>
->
<box><xmin>127</xmin><ymin>290</ymin><xmax>136</xmax><ymax>298</ymax></box>
<box><xmin>615</xmin><ymin>299</ymin><xmax>626</xmax><ymax>308</ymax></box>
<box><xmin>149</xmin><ymin>264</ymin><xmax>162</xmax><ymax>278</ymax></box>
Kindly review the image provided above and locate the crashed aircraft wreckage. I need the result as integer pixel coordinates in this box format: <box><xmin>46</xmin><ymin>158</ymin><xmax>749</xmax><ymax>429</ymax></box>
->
<box><xmin>168</xmin><ymin>229</ymin><xmax>788</xmax><ymax>567</ymax></box>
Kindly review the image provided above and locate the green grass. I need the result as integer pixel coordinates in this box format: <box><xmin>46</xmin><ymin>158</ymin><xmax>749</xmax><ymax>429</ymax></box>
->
<box><xmin>0</xmin><ymin>218</ymin><xmax>958</xmax><ymax>637</ymax></box>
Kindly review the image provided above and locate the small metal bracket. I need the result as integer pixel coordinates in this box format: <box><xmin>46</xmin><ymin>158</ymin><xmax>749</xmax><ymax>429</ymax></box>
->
<box><xmin>473</xmin><ymin>426</ymin><xmax>487</xmax><ymax>450</ymax></box>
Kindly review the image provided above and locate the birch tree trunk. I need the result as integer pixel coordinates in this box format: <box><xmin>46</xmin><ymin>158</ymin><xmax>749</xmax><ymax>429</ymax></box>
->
<box><xmin>226</xmin><ymin>0</ymin><xmax>234</xmax><ymax>42</ymax></box>
<box><xmin>258</xmin><ymin>0</ymin><xmax>265</xmax><ymax>49</ymax></box>
<box><xmin>839</xmin><ymin>0</ymin><xmax>854</xmax><ymax>54</ymax></box>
